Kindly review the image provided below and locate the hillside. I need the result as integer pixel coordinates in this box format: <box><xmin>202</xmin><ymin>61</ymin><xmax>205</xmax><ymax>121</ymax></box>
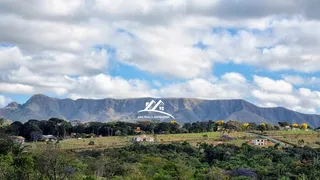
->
<box><xmin>0</xmin><ymin>94</ymin><xmax>319</xmax><ymax>127</ymax></box>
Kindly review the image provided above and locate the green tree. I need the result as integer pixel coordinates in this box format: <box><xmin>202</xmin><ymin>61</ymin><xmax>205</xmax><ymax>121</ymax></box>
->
<box><xmin>226</xmin><ymin>120</ymin><xmax>242</xmax><ymax>131</ymax></box>
<box><xmin>257</xmin><ymin>123</ymin><xmax>266</xmax><ymax>132</ymax></box>
<box><xmin>155</xmin><ymin>122</ymin><xmax>171</xmax><ymax>134</ymax></box>
<box><xmin>0</xmin><ymin>154</ymin><xmax>15</xmax><ymax>179</ymax></box>
<box><xmin>0</xmin><ymin>134</ymin><xmax>15</xmax><ymax>155</ymax></box>
<box><xmin>248</xmin><ymin>122</ymin><xmax>258</xmax><ymax>130</ymax></box>
<box><xmin>115</xmin><ymin>130</ymin><xmax>122</xmax><ymax>136</ymax></box>
<box><xmin>6</xmin><ymin>121</ymin><xmax>23</xmax><ymax>136</ymax></box>
<box><xmin>183</xmin><ymin>123</ymin><xmax>192</xmax><ymax>133</ymax></box>
<box><xmin>0</xmin><ymin>118</ymin><xmax>4</xmax><ymax>125</ymax></box>
<box><xmin>34</xmin><ymin>145</ymin><xmax>86</xmax><ymax>180</ymax></box>
<box><xmin>278</xmin><ymin>122</ymin><xmax>289</xmax><ymax>127</ymax></box>
<box><xmin>13</xmin><ymin>154</ymin><xmax>37</xmax><ymax>179</ymax></box>
<box><xmin>22</xmin><ymin>121</ymin><xmax>42</xmax><ymax>141</ymax></box>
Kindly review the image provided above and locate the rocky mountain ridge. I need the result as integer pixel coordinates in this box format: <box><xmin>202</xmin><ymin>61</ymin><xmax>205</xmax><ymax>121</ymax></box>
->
<box><xmin>0</xmin><ymin>94</ymin><xmax>319</xmax><ymax>127</ymax></box>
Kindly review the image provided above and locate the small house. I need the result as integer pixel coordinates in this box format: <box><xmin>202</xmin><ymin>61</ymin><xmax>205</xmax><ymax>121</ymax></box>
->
<box><xmin>133</xmin><ymin>135</ymin><xmax>154</xmax><ymax>142</ymax></box>
<box><xmin>250</xmin><ymin>138</ymin><xmax>274</xmax><ymax>146</ymax></box>
<box><xmin>291</xmin><ymin>127</ymin><xmax>299</xmax><ymax>131</ymax></box>
<box><xmin>42</xmin><ymin>135</ymin><xmax>58</xmax><ymax>142</ymax></box>
<box><xmin>251</xmin><ymin>139</ymin><xmax>267</xmax><ymax>146</ymax></box>
<box><xmin>11</xmin><ymin>136</ymin><xmax>25</xmax><ymax>144</ymax></box>
<box><xmin>280</xmin><ymin>126</ymin><xmax>291</xmax><ymax>131</ymax></box>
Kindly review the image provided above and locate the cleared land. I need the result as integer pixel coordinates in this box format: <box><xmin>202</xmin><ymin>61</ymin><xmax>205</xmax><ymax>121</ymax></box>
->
<box><xmin>260</xmin><ymin>130</ymin><xmax>320</xmax><ymax>148</ymax></box>
<box><xmin>26</xmin><ymin>130</ymin><xmax>320</xmax><ymax>151</ymax></box>
<box><xmin>26</xmin><ymin>131</ymin><xmax>253</xmax><ymax>151</ymax></box>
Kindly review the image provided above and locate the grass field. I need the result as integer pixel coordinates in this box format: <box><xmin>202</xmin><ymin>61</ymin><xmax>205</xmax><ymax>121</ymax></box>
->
<box><xmin>26</xmin><ymin>131</ymin><xmax>252</xmax><ymax>151</ymax></box>
<box><xmin>265</xmin><ymin>130</ymin><xmax>317</xmax><ymax>135</ymax></box>
<box><xmin>262</xmin><ymin>130</ymin><xmax>320</xmax><ymax>148</ymax></box>
<box><xmin>26</xmin><ymin>130</ymin><xmax>319</xmax><ymax>151</ymax></box>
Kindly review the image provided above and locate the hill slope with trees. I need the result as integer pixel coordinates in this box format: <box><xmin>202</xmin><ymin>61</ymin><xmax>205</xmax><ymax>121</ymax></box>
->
<box><xmin>1</xmin><ymin>94</ymin><xmax>320</xmax><ymax>127</ymax></box>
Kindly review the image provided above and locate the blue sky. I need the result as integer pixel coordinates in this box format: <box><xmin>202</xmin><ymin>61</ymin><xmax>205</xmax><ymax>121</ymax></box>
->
<box><xmin>1</xmin><ymin>0</ymin><xmax>320</xmax><ymax>114</ymax></box>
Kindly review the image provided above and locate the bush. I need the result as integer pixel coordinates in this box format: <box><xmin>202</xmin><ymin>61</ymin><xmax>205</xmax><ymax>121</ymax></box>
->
<box><xmin>88</xmin><ymin>140</ymin><xmax>95</xmax><ymax>145</ymax></box>
<box><xmin>227</xmin><ymin>168</ymin><xmax>256</xmax><ymax>179</ymax></box>
<box><xmin>220</xmin><ymin>135</ymin><xmax>233</xmax><ymax>141</ymax></box>
<box><xmin>203</xmin><ymin>134</ymin><xmax>208</xmax><ymax>138</ymax></box>
<box><xmin>84</xmin><ymin>175</ymin><xmax>98</xmax><ymax>180</ymax></box>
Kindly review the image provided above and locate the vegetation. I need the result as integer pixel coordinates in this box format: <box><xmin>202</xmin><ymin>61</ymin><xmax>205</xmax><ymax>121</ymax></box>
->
<box><xmin>27</xmin><ymin>131</ymin><xmax>250</xmax><ymax>151</ymax></box>
<box><xmin>1</xmin><ymin>132</ymin><xmax>320</xmax><ymax>180</ymax></box>
<box><xmin>5</xmin><ymin>118</ymin><xmax>314</xmax><ymax>142</ymax></box>
<box><xmin>1</xmin><ymin>118</ymin><xmax>319</xmax><ymax>179</ymax></box>
<box><xmin>0</xmin><ymin>117</ymin><xmax>4</xmax><ymax>125</ymax></box>
<box><xmin>261</xmin><ymin>131</ymin><xmax>320</xmax><ymax>148</ymax></box>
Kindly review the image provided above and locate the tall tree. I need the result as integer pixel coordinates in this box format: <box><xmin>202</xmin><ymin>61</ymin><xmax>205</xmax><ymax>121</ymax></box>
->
<box><xmin>6</xmin><ymin>121</ymin><xmax>23</xmax><ymax>136</ymax></box>
<box><xmin>35</xmin><ymin>145</ymin><xmax>85</xmax><ymax>180</ymax></box>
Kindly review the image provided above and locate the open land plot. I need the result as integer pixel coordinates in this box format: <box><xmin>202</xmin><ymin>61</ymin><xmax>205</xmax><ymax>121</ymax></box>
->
<box><xmin>26</xmin><ymin>131</ymin><xmax>253</xmax><ymax>151</ymax></box>
<box><xmin>265</xmin><ymin>130</ymin><xmax>317</xmax><ymax>135</ymax></box>
<box><xmin>261</xmin><ymin>130</ymin><xmax>320</xmax><ymax>148</ymax></box>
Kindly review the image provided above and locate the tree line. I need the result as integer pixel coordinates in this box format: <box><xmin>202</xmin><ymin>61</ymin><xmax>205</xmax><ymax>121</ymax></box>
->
<box><xmin>2</xmin><ymin>118</ymin><xmax>314</xmax><ymax>141</ymax></box>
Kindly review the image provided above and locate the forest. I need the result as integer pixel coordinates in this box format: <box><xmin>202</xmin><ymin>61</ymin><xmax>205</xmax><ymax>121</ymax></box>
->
<box><xmin>1</xmin><ymin>132</ymin><xmax>320</xmax><ymax>180</ymax></box>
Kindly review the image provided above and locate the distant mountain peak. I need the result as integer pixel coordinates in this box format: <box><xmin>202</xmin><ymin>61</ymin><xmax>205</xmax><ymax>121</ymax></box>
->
<box><xmin>0</xmin><ymin>94</ymin><xmax>319</xmax><ymax>127</ymax></box>
<box><xmin>26</xmin><ymin>94</ymin><xmax>53</xmax><ymax>103</ymax></box>
<box><xmin>30</xmin><ymin>94</ymin><xmax>50</xmax><ymax>99</ymax></box>
<box><xmin>5</xmin><ymin>102</ymin><xmax>20</xmax><ymax>109</ymax></box>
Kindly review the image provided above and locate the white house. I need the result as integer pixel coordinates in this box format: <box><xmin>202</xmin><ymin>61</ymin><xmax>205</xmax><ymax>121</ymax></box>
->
<box><xmin>11</xmin><ymin>136</ymin><xmax>25</xmax><ymax>144</ymax></box>
<box><xmin>133</xmin><ymin>135</ymin><xmax>154</xmax><ymax>142</ymax></box>
<box><xmin>42</xmin><ymin>135</ymin><xmax>58</xmax><ymax>142</ymax></box>
<box><xmin>251</xmin><ymin>139</ymin><xmax>267</xmax><ymax>146</ymax></box>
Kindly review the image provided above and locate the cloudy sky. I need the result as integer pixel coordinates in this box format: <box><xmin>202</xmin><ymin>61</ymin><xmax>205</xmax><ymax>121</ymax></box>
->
<box><xmin>1</xmin><ymin>0</ymin><xmax>320</xmax><ymax>114</ymax></box>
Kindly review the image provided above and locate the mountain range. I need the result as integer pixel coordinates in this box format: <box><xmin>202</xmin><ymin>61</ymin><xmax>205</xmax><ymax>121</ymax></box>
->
<box><xmin>0</xmin><ymin>94</ymin><xmax>319</xmax><ymax>127</ymax></box>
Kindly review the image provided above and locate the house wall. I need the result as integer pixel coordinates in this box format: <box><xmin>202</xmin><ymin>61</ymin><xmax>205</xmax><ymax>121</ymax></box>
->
<box><xmin>252</xmin><ymin>139</ymin><xmax>266</xmax><ymax>146</ymax></box>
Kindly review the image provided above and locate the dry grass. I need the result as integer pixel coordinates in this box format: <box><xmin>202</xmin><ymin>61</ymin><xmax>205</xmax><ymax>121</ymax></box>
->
<box><xmin>263</xmin><ymin>130</ymin><xmax>320</xmax><ymax>148</ymax></box>
<box><xmin>26</xmin><ymin>131</ymin><xmax>250</xmax><ymax>151</ymax></box>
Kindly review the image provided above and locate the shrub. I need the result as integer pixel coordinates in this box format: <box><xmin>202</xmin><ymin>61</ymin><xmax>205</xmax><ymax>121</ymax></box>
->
<box><xmin>88</xmin><ymin>140</ymin><xmax>95</xmax><ymax>145</ymax></box>
<box><xmin>220</xmin><ymin>135</ymin><xmax>233</xmax><ymax>141</ymax></box>
<box><xmin>227</xmin><ymin>168</ymin><xmax>256</xmax><ymax>179</ymax></box>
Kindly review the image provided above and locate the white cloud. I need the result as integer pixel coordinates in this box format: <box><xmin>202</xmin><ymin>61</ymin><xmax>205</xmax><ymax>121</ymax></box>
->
<box><xmin>0</xmin><ymin>46</ymin><xmax>109</xmax><ymax>76</ymax></box>
<box><xmin>6</xmin><ymin>67</ymin><xmax>71</xmax><ymax>88</ymax></box>
<box><xmin>299</xmin><ymin>88</ymin><xmax>312</xmax><ymax>97</ymax></box>
<box><xmin>221</xmin><ymin>72</ymin><xmax>247</xmax><ymax>84</ymax></box>
<box><xmin>1</xmin><ymin>0</ymin><xmax>320</xmax><ymax>114</ymax></box>
<box><xmin>67</xmin><ymin>74</ymin><xmax>155</xmax><ymax>99</ymax></box>
<box><xmin>0</xmin><ymin>95</ymin><xmax>12</xmax><ymax>108</ymax></box>
<box><xmin>3</xmin><ymin>0</ymin><xmax>320</xmax><ymax>80</ymax></box>
<box><xmin>111</xmin><ymin>24</ymin><xmax>213</xmax><ymax>79</ymax></box>
<box><xmin>0</xmin><ymin>46</ymin><xmax>29</xmax><ymax>70</ymax></box>
<box><xmin>1</xmin><ymin>67</ymin><xmax>320</xmax><ymax>114</ymax></box>
<box><xmin>158</xmin><ymin>78</ymin><xmax>242</xmax><ymax>99</ymax></box>
<box><xmin>259</xmin><ymin>102</ymin><xmax>277</xmax><ymax>108</ymax></box>
<box><xmin>252</xmin><ymin>89</ymin><xmax>300</xmax><ymax>106</ymax></box>
<box><xmin>252</xmin><ymin>86</ymin><xmax>320</xmax><ymax>114</ymax></box>
<box><xmin>253</xmin><ymin>75</ymin><xmax>293</xmax><ymax>93</ymax></box>
<box><xmin>0</xmin><ymin>83</ymin><xmax>34</xmax><ymax>94</ymax></box>
<box><xmin>2</xmin><ymin>0</ymin><xmax>320</xmax><ymax>79</ymax></box>
<box><xmin>282</xmin><ymin>75</ymin><xmax>305</xmax><ymax>85</ymax></box>
<box><xmin>282</xmin><ymin>75</ymin><xmax>320</xmax><ymax>86</ymax></box>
